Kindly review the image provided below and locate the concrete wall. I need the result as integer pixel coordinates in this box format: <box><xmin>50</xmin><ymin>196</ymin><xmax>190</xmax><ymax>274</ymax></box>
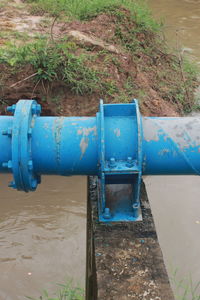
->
<box><xmin>86</xmin><ymin>177</ymin><xmax>175</xmax><ymax>300</ymax></box>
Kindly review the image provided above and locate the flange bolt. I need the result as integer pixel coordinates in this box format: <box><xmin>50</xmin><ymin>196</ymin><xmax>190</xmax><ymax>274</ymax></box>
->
<box><xmin>126</xmin><ymin>157</ymin><xmax>134</xmax><ymax>168</ymax></box>
<box><xmin>109</xmin><ymin>157</ymin><xmax>116</xmax><ymax>168</ymax></box>
<box><xmin>8</xmin><ymin>181</ymin><xmax>16</xmax><ymax>189</ymax></box>
<box><xmin>103</xmin><ymin>207</ymin><xmax>111</xmax><ymax>219</ymax></box>
<box><xmin>28</xmin><ymin>160</ymin><xmax>33</xmax><ymax>171</ymax></box>
<box><xmin>28</xmin><ymin>128</ymin><xmax>32</xmax><ymax>138</ymax></box>
<box><xmin>32</xmin><ymin>104</ymin><xmax>41</xmax><ymax>116</ymax></box>
<box><xmin>31</xmin><ymin>179</ymin><xmax>38</xmax><ymax>189</ymax></box>
<box><xmin>7</xmin><ymin>104</ymin><xmax>16</xmax><ymax>114</ymax></box>
<box><xmin>2</xmin><ymin>128</ymin><xmax>12</xmax><ymax>137</ymax></box>
<box><xmin>2</xmin><ymin>160</ymin><xmax>12</xmax><ymax>169</ymax></box>
<box><xmin>133</xmin><ymin>202</ymin><xmax>139</xmax><ymax>218</ymax></box>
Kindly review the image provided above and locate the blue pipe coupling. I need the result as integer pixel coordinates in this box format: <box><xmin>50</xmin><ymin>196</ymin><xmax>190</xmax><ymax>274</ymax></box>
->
<box><xmin>1</xmin><ymin>99</ymin><xmax>200</xmax><ymax>221</ymax></box>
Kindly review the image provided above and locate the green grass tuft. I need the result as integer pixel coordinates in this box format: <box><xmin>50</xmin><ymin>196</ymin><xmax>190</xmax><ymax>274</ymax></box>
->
<box><xmin>28</xmin><ymin>0</ymin><xmax>160</xmax><ymax>31</ymax></box>
<box><xmin>0</xmin><ymin>0</ymin><xmax>9</xmax><ymax>9</ymax></box>
<box><xmin>26</xmin><ymin>281</ymin><xmax>84</xmax><ymax>300</ymax></box>
<box><xmin>0</xmin><ymin>38</ymin><xmax>108</xmax><ymax>95</ymax></box>
<box><xmin>171</xmin><ymin>268</ymin><xmax>200</xmax><ymax>300</ymax></box>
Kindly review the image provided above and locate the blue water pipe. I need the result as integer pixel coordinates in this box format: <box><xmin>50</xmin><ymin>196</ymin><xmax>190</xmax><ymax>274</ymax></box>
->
<box><xmin>1</xmin><ymin>99</ymin><xmax>200</xmax><ymax>222</ymax></box>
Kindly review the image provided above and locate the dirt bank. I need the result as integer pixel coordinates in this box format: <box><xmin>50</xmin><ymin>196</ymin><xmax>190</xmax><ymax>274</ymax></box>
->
<box><xmin>0</xmin><ymin>1</ymin><xmax>198</xmax><ymax>116</ymax></box>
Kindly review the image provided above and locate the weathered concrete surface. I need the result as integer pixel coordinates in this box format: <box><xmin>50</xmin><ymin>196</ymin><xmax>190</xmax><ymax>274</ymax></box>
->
<box><xmin>86</xmin><ymin>177</ymin><xmax>175</xmax><ymax>300</ymax></box>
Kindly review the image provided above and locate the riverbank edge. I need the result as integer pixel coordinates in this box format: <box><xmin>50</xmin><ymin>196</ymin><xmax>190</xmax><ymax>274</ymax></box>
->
<box><xmin>0</xmin><ymin>0</ymin><xmax>199</xmax><ymax>117</ymax></box>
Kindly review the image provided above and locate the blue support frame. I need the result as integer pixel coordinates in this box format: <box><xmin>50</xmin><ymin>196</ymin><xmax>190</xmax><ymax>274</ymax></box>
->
<box><xmin>97</xmin><ymin>100</ymin><xmax>143</xmax><ymax>222</ymax></box>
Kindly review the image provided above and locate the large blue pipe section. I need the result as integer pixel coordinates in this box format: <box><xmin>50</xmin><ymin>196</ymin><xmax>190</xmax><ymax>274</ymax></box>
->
<box><xmin>1</xmin><ymin>99</ymin><xmax>200</xmax><ymax>221</ymax></box>
<box><xmin>143</xmin><ymin>117</ymin><xmax>200</xmax><ymax>175</ymax></box>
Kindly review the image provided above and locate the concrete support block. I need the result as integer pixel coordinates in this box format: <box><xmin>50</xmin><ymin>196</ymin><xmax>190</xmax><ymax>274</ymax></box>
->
<box><xmin>86</xmin><ymin>177</ymin><xmax>175</xmax><ymax>300</ymax></box>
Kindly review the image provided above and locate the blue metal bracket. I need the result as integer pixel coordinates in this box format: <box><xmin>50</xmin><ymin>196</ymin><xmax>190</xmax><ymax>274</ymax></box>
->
<box><xmin>97</xmin><ymin>100</ymin><xmax>143</xmax><ymax>222</ymax></box>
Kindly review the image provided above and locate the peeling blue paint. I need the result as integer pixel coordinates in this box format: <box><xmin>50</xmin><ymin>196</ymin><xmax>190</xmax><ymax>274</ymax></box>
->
<box><xmin>1</xmin><ymin>99</ymin><xmax>200</xmax><ymax>221</ymax></box>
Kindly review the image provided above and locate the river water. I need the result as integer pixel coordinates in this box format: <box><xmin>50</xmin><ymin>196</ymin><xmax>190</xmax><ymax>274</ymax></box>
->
<box><xmin>0</xmin><ymin>175</ymin><xmax>86</xmax><ymax>299</ymax></box>
<box><xmin>1</xmin><ymin>1</ymin><xmax>200</xmax><ymax>299</ymax></box>
<box><xmin>146</xmin><ymin>0</ymin><xmax>200</xmax><ymax>296</ymax></box>
<box><xmin>148</xmin><ymin>0</ymin><xmax>200</xmax><ymax>63</ymax></box>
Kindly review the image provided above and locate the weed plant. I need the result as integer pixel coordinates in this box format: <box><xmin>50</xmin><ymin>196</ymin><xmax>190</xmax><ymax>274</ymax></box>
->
<box><xmin>26</xmin><ymin>274</ymin><xmax>200</xmax><ymax>300</ymax></box>
<box><xmin>26</xmin><ymin>281</ymin><xmax>84</xmax><ymax>300</ymax></box>
<box><xmin>171</xmin><ymin>269</ymin><xmax>200</xmax><ymax>300</ymax></box>
<box><xmin>0</xmin><ymin>38</ymin><xmax>112</xmax><ymax>95</ymax></box>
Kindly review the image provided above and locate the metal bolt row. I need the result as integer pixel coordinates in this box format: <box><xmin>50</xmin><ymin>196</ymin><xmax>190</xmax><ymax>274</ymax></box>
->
<box><xmin>2</xmin><ymin>159</ymin><xmax>37</xmax><ymax>190</ymax></box>
<box><xmin>2</xmin><ymin>160</ymin><xmax>12</xmax><ymax>169</ymax></box>
<box><xmin>2</xmin><ymin>159</ymin><xmax>33</xmax><ymax>170</ymax></box>
<box><xmin>2</xmin><ymin>128</ymin><xmax>12</xmax><ymax>137</ymax></box>
<box><xmin>6</xmin><ymin>103</ymin><xmax>42</xmax><ymax>116</ymax></box>
<box><xmin>7</xmin><ymin>104</ymin><xmax>16</xmax><ymax>114</ymax></box>
<box><xmin>2</xmin><ymin>128</ymin><xmax>33</xmax><ymax>138</ymax></box>
<box><xmin>3</xmin><ymin>102</ymin><xmax>41</xmax><ymax>191</ymax></box>
<box><xmin>7</xmin><ymin>178</ymin><xmax>37</xmax><ymax>190</ymax></box>
<box><xmin>103</xmin><ymin>203</ymin><xmax>140</xmax><ymax>220</ymax></box>
<box><xmin>31</xmin><ymin>104</ymin><xmax>41</xmax><ymax>116</ymax></box>
<box><xmin>108</xmin><ymin>157</ymin><xmax>135</xmax><ymax>168</ymax></box>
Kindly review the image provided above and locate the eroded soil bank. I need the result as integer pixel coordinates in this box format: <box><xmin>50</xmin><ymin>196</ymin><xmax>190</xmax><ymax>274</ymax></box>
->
<box><xmin>0</xmin><ymin>0</ymin><xmax>198</xmax><ymax>117</ymax></box>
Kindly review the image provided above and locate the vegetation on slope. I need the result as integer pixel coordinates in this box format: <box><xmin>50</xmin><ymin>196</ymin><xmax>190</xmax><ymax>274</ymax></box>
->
<box><xmin>28</xmin><ymin>0</ymin><xmax>159</xmax><ymax>30</ymax></box>
<box><xmin>0</xmin><ymin>0</ymin><xmax>198</xmax><ymax>116</ymax></box>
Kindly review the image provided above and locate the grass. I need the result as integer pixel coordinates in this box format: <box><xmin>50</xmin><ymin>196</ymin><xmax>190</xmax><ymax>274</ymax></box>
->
<box><xmin>171</xmin><ymin>269</ymin><xmax>200</xmax><ymax>300</ymax></box>
<box><xmin>28</xmin><ymin>0</ymin><xmax>159</xmax><ymax>31</ymax></box>
<box><xmin>0</xmin><ymin>38</ymin><xmax>111</xmax><ymax>95</ymax></box>
<box><xmin>0</xmin><ymin>0</ymin><xmax>198</xmax><ymax>114</ymax></box>
<box><xmin>174</xmin><ymin>57</ymin><xmax>199</xmax><ymax>113</ymax></box>
<box><xmin>26</xmin><ymin>281</ymin><xmax>84</xmax><ymax>300</ymax></box>
<box><xmin>158</xmin><ymin>59</ymin><xmax>199</xmax><ymax>113</ymax></box>
<box><xmin>25</xmin><ymin>272</ymin><xmax>200</xmax><ymax>300</ymax></box>
<box><xmin>0</xmin><ymin>0</ymin><xmax>9</xmax><ymax>9</ymax></box>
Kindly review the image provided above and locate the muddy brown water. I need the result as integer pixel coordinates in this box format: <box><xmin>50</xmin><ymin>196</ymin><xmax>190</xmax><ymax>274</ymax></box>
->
<box><xmin>0</xmin><ymin>175</ymin><xmax>86</xmax><ymax>299</ymax></box>
<box><xmin>146</xmin><ymin>0</ymin><xmax>200</xmax><ymax>295</ymax></box>
<box><xmin>148</xmin><ymin>0</ymin><xmax>200</xmax><ymax>64</ymax></box>
<box><xmin>1</xmin><ymin>1</ymin><xmax>200</xmax><ymax>299</ymax></box>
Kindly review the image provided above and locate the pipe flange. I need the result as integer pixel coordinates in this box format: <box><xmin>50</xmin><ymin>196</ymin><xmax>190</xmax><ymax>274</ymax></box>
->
<box><xmin>9</xmin><ymin>100</ymin><xmax>41</xmax><ymax>191</ymax></box>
